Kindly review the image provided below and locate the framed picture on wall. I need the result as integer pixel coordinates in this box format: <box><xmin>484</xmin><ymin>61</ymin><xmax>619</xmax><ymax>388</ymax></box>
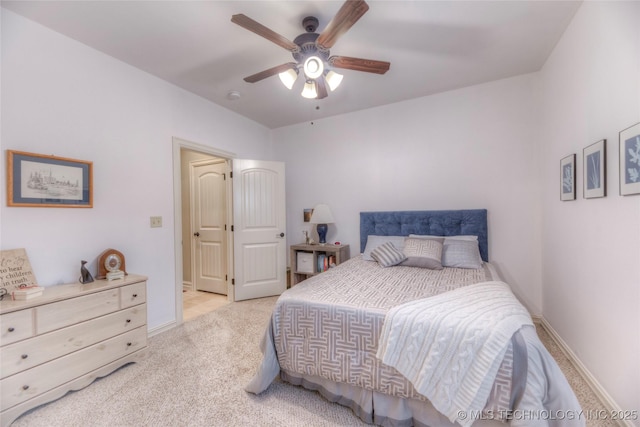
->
<box><xmin>619</xmin><ymin>122</ymin><xmax>640</xmax><ymax>196</ymax></box>
<box><xmin>583</xmin><ymin>139</ymin><xmax>606</xmax><ymax>199</ymax></box>
<box><xmin>560</xmin><ymin>154</ymin><xmax>576</xmax><ymax>201</ymax></box>
<box><xmin>7</xmin><ymin>150</ymin><xmax>93</xmax><ymax>208</ymax></box>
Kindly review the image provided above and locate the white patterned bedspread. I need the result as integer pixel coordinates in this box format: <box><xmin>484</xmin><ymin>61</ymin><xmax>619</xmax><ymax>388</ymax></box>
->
<box><xmin>247</xmin><ymin>256</ymin><xmax>585</xmax><ymax>427</ymax></box>
<box><xmin>248</xmin><ymin>256</ymin><xmax>506</xmax><ymax>402</ymax></box>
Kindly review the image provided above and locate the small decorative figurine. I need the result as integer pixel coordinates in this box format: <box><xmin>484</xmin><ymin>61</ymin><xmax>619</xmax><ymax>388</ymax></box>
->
<box><xmin>79</xmin><ymin>260</ymin><xmax>94</xmax><ymax>284</ymax></box>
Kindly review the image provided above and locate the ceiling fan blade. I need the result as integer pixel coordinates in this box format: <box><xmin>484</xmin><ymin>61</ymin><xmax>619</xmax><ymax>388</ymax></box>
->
<box><xmin>316</xmin><ymin>78</ymin><xmax>328</xmax><ymax>99</ymax></box>
<box><xmin>316</xmin><ymin>0</ymin><xmax>369</xmax><ymax>49</ymax></box>
<box><xmin>243</xmin><ymin>63</ymin><xmax>297</xmax><ymax>83</ymax></box>
<box><xmin>329</xmin><ymin>56</ymin><xmax>390</xmax><ymax>74</ymax></box>
<box><xmin>231</xmin><ymin>14</ymin><xmax>299</xmax><ymax>52</ymax></box>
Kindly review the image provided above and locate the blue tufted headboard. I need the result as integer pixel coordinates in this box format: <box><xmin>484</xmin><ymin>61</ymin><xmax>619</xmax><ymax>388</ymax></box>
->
<box><xmin>360</xmin><ymin>210</ymin><xmax>489</xmax><ymax>262</ymax></box>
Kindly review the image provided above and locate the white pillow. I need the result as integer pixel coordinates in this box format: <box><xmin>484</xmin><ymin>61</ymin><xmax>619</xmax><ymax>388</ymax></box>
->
<box><xmin>362</xmin><ymin>235</ymin><xmax>406</xmax><ymax>261</ymax></box>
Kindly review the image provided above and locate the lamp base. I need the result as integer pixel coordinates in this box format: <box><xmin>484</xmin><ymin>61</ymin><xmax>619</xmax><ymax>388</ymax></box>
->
<box><xmin>316</xmin><ymin>223</ymin><xmax>328</xmax><ymax>244</ymax></box>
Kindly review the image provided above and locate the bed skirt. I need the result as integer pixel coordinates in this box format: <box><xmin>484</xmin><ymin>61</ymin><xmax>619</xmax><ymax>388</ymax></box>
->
<box><xmin>279</xmin><ymin>370</ymin><xmax>504</xmax><ymax>427</ymax></box>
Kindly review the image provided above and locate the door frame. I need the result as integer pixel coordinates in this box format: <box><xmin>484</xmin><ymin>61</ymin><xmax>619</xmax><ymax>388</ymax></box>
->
<box><xmin>172</xmin><ymin>137</ymin><xmax>235</xmax><ymax>326</ymax></box>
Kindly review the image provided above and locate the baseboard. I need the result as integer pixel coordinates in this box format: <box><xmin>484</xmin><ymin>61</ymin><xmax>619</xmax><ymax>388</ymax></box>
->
<box><xmin>182</xmin><ymin>281</ymin><xmax>194</xmax><ymax>292</ymax></box>
<box><xmin>535</xmin><ymin>317</ymin><xmax>634</xmax><ymax>427</ymax></box>
<box><xmin>147</xmin><ymin>320</ymin><xmax>177</xmax><ymax>338</ymax></box>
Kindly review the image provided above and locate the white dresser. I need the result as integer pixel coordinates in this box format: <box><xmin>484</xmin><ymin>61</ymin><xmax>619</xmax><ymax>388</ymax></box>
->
<box><xmin>0</xmin><ymin>274</ymin><xmax>148</xmax><ymax>426</ymax></box>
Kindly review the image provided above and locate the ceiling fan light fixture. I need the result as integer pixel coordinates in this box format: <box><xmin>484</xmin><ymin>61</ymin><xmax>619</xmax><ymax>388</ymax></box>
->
<box><xmin>303</xmin><ymin>56</ymin><xmax>324</xmax><ymax>79</ymax></box>
<box><xmin>278</xmin><ymin>68</ymin><xmax>298</xmax><ymax>90</ymax></box>
<box><xmin>301</xmin><ymin>80</ymin><xmax>318</xmax><ymax>99</ymax></box>
<box><xmin>325</xmin><ymin>70</ymin><xmax>343</xmax><ymax>91</ymax></box>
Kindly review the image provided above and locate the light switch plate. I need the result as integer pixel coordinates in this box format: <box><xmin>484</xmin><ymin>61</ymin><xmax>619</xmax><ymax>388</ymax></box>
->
<box><xmin>150</xmin><ymin>216</ymin><xmax>162</xmax><ymax>228</ymax></box>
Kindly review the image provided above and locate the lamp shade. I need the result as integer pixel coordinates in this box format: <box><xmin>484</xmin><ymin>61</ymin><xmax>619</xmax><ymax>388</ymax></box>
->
<box><xmin>325</xmin><ymin>70</ymin><xmax>343</xmax><ymax>91</ymax></box>
<box><xmin>301</xmin><ymin>80</ymin><xmax>318</xmax><ymax>99</ymax></box>
<box><xmin>310</xmin><ymin>204</ymin><xmax>334</xmax><ymax>224</ymax></box>
<box><xmin>278</xmin><ymin>68</ymin><xmax>298</xmax><ymax>90</ymax></box>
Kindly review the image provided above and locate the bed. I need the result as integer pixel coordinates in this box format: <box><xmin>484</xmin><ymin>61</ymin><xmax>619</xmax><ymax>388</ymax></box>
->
<box><xmin>247</xmin><ymin>210</ymin><xmax>584</xmax><ymax>427</ymax></box>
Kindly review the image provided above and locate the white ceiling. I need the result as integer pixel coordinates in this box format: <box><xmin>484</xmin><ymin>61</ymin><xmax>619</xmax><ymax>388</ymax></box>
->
<box><xmin>2</xmin><ymin>1</ymin><xmax>581</xmax><ymax>129</ymax></box>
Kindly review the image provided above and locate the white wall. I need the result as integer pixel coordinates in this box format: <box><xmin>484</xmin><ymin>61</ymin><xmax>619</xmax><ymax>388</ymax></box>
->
<box><xmin>273</xmin><ymin>74</ymin><xmax>543</xmax><ymax>313</ymax></box>
<box><xmin>538</xmin><ymin>1</ymin><xmax>640</xmax><ymax>417</ymax></box>
<box><xmin>0</xmin><ymin>10</ymin><xmax>271</xmax><ymax>330</ymax></box>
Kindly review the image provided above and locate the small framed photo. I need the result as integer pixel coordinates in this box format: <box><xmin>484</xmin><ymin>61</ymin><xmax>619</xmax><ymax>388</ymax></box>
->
<box><xmin>583</xmin><ymin>139</ymin><xmax>606</xmax><ymax>199</ymax></box>
<box><xmin>560</xmin><ymin>154</ymin><xmax>576</xmax><ymax>201</ymax></box>
<box><xmin>619</xmin><ymin>122</ymin><xmax>640</xmax><ymax>196</ymax></box>
<box><xmin>7</xmin><ymin>150</ymin><xmax>93</xmax><ymax>208</ymax></box>
<box><xmin>303</xmin><ymin>208</ymin><xmax>313</xmax><ymax>222</ymax></box>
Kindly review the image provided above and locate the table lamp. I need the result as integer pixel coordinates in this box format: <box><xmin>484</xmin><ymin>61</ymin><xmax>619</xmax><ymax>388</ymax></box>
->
<box><xmin>310</xmin><ymin>204</ymin><xmax>334</xmax><ymax>244</ymax></box>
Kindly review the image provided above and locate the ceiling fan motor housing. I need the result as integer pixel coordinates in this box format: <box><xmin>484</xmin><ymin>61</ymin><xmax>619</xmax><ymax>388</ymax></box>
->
<box><xmin>292</xmin><ymin>31</ymin><xmax>329</xmax><ymax>64</ymax></box>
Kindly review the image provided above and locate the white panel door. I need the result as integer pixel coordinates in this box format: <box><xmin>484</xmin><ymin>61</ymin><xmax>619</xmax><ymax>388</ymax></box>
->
<box><xmin>233</xmin><ymin>159</ymin><xmax>286</xmax><ymax>301</ymax></box>
<box><xmin>193</xmin><ymin>161</ymin><xmax>227</xmax><ymax>294</ymax></box>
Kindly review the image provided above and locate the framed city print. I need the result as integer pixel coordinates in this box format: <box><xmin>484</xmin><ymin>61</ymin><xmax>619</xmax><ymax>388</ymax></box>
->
<box><xmin>560</xmin><ymin>154</ymin><xmax>576</xmax><ymax>201</ymax></box>
<box><xmin>583</xmin><ymin>139</ymin><xmax>606</xmax><ymax>199</ymax></box>
<box><xmin>619</xmin><ymin>122</ymin><xmax>640</xmax><ymax>196</ymax></box>
<box><xmin>7</xmin><ymin>150</ymin><xmax>93</xmax><ymax>208</ymax></box>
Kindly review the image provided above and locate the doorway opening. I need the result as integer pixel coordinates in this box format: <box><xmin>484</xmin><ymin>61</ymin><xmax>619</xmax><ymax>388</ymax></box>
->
<box><xmin>173</xmin><ymin>138</ymin><xmax>235</xmax><ymax>325</ymax></box>
<box><xmin>172</xmin><ymin>138</ymin><xmax>288</xmax><ymax>326</ymax></box>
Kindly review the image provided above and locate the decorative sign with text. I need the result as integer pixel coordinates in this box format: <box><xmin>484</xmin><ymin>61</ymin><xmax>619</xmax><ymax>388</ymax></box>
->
<box><xmin>1</xmin><ymin>249</ymin><xmax>38</xmax><ymax>294</ymax></box>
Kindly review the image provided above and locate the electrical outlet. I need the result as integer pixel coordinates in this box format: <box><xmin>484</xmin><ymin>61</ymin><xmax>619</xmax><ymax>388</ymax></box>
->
<box><xmin>150</xmin><ymin>216</ymin><xmax>162</xmax><ymax>228</ymax></box>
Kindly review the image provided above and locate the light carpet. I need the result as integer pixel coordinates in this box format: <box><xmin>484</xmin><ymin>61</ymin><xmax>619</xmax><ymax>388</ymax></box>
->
<box><xmin>12</xmin><ymin>296</ymin><xmax>613</xmax><ymax>427</ymax></box>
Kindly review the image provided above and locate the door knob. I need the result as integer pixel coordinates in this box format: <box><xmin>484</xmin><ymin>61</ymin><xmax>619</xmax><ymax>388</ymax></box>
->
<box><xmin>279</xmin><ymin>232</ymin><xmax>285</xmax><ymax>237</ymax></box>
<box><xmin>194</xmin><ymin>232</ymin><xmax>200</xmax><ymax>237</ymax></box>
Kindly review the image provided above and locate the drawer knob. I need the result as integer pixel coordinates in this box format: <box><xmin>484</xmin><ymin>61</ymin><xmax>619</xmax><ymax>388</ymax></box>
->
<box><xmin>132</xmin><ymin>294</ymin><xmax>138</xmax><ymax>298</ymax></box>
<box><xmin>22</xmin><ymin>385</ymin><xmax>29</xmax><ymax>391</ymax></box>
<box><xmin>126</xmin><ymin>319</ymin><xmax>131</xmax><ymax>323</ymax></box>
<box><xmin>8</xmin><ymin>327</ymin><xmax>15</xmax><ymax>332</ymax></box>
<box><xmin>21</xmin><ymin>354</ymin><xmax>28</xmax><ymax>359</ymax></box>
<box><xmin>127</xmin><ymin>342</ymin><xmax>132</xmax><ymax>347</ymax></box>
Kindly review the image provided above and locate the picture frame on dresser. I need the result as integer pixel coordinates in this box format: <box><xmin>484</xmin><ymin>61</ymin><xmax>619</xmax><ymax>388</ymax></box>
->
<box><xmin>619</xmin><ymin>122</ymin><xmax>640</xmax><ymax>196</ymax></box>
<box><xmin>560</xmin><ymin>153</ymin><xmax>576</xmax><ymax>201</ymax></box>
<box><xmin>6</xmin><ymin>150</ymin><xmax>93</xmax><ymax>208</ymax></box>
<box><xmin>583</xmin><ymin>139</ymin><xmax>606</xmax><ymax>199</ymax></box>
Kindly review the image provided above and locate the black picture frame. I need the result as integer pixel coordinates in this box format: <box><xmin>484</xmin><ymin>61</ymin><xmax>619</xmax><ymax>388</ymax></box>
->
<box><xmin>619</xmin><ymin>122</ymin><xmax>640</xmax><ymax>196</ymax></box>
<box><xmin>560</xmin><ymin>154</ymin><xmax>576</xmax><ymax>201</ymax></box>
<box><xmin>583</xmin><ymin>139</ymin><xmax>606</xmax><ymax>199</ymax></box>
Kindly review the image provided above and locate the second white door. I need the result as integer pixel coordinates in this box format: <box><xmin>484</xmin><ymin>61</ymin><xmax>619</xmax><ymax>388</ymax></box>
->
<box><xmin>192</xmin><ymin>160</ymin><xmax>227</xmax><ymax>294</ymax></box>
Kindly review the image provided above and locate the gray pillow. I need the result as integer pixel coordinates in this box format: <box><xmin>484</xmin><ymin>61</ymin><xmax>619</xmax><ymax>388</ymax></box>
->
<box><xmin>441</xmin><ymin>239</ymin><xmax>483</xmax><ymax>269</ymax></box>
<box><xmin>362</xmin><ymin>235</ymin><xmax>407</xmax><ymax>261</ymax></box>
<box><xmin>400</xmin><ymin>237</ymin><xmax>443</xmax><ymax>270</ymax></box>
<box><xmin>370</xmin><ymin>242</ymin><xmax>408</xmax><ymax>267</ymax></box>
<box><xmin>409</xmin><ymin>234</ymin><xmax>478</xmax><ymax>241</ymax></box>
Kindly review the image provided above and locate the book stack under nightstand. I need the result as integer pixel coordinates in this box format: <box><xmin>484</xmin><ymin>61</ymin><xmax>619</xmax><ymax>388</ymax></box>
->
<box><xmin>289</xmin><ymin>243</ymin><xmax>350</xmax><ymax>286</ymax></box>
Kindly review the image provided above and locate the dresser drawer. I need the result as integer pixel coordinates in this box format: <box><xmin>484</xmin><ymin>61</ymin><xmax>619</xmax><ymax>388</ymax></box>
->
<box><xmin>0</xmin><ymin>310</ymin><xmax>34</xmax><ymax>346</ymax></box>
<box><xmin>120</xmin><ymin>282</ymin><xmax>146</xmax><ymax>308</ymax></box>
<box><xmin>1</xmin><ymin>304</ymin><xmax>146</xmax><ymax>379</ymax></box>
<box><xmin>1</xmin><ymin>326</ymin><xmax>146</xmax><ymax>409</ymax></box>
<box><xmin>35</xmin><ymin>289</ymin><xmax>119</xmax><ymax>334</ymax></box>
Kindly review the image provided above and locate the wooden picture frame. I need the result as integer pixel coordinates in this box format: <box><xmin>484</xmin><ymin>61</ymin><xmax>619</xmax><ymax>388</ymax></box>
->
<box><xmin>560</xmin><ymin>154</ymin><xmax>576</xmax><ymax>201</ymax></box>
<box><xmin>7</xmin><ymin>150</ymin><xmax>93</xmax><ymax>208</ymax></box>
<box><xmin>583</xmin><ymin>139</ymin><xmax>606</xmax><ymax>199</ymax></box>
<box><xmin>619</xmin><ymin>122</ymin><xmax>640</xmax><ymax>196</ymax></box>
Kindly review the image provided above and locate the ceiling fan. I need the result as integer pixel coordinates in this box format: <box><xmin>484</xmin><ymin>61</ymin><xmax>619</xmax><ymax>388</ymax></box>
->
<box><xmin>231</xmin><ymin>0</ymin><xmax>390</xmax><ymax>99</ymax></box>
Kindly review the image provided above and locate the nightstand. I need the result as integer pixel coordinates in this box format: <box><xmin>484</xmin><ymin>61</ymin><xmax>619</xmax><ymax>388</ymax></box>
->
<box><xmin>289</xmin><ymin>243</ymin><xmax>350</xmax><ymax>286</ymax></box>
